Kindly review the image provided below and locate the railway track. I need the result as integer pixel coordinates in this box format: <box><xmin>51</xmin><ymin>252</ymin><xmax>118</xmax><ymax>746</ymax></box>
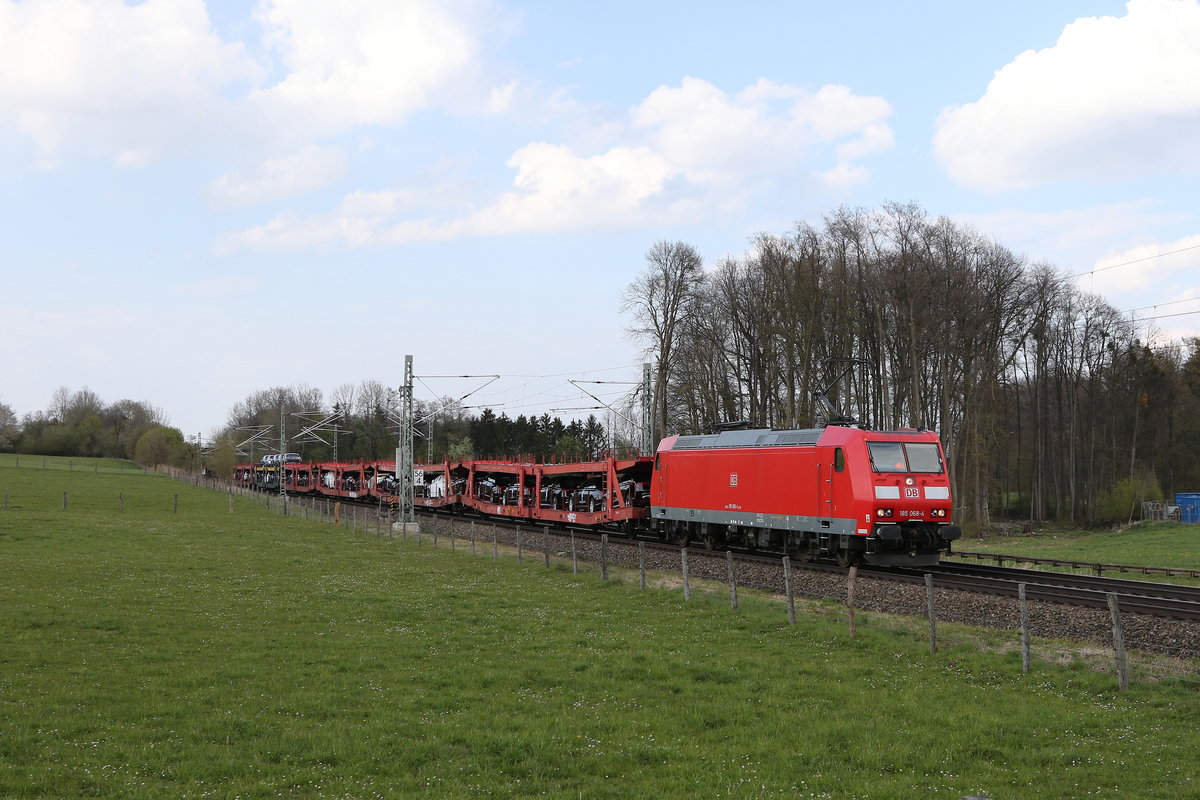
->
<box><xmin>420</xmin><ymin>509</ymin><xmax>1200</xmax><ymax>622</ymax></box>
<box><xmin>903</xmin><ymin>561</ymin><xmax>1200</xmax><ymax>622</ymax></box>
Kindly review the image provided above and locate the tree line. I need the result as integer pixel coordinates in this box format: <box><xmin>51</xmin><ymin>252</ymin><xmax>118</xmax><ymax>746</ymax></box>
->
<box><xmin>0</xmin><ymin>388</ymin><xmax>196</xmax><ymax>469</ymax></box>
<box><xmin>0</xmin><ymin>380</ymin><xmax>617</xmax><ymax>478</ymax></box>
<box><xmin>6</xmin><ymin>201</ymin><xmax>1196</xmax><ymax>530</ymax></box>
<box><xmin>211</xmin><ymin>381</ymin><xmax>612</xmax><ymax>469</ymax></box>
<box><xmin>621</xmin><ymin>202</ymin><xmax>1200</xmax><ymax>529</ymax></box>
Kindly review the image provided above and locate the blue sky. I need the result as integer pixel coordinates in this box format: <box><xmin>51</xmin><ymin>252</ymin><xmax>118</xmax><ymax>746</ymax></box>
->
<box><xmin>2</xmin><ymin>0</ymin><xmax>1198</xmax><ymax>440</ymax></box>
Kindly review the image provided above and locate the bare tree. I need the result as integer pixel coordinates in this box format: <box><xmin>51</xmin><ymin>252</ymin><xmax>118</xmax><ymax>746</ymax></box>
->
<box><xmin>329</xmin><ymin>383</ymin><xmax>357</xmax><ymax>416</ymax></box>
<box><xmin>48</xmin><ymin>386</ymin><xmax>71</xmax><ymax>423</ymax></box>
<box><xmin>621</xmin><ymin>240</ymin><xmax>705</xmax><ymax>439</ymax></box>
<box><xmin>0</xmin><ymin>401</ymin><xmax>17</xmax><ymax>450</ymax></box>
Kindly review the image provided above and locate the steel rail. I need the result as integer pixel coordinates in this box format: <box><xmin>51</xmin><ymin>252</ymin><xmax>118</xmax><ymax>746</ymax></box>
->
<box><xmin>946</xmin><ymin>549</ymin><xmax>1200</xmax><ymax>579</ymax></box>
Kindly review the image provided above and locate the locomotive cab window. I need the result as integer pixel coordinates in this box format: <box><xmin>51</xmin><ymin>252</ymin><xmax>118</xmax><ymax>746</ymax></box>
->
<box><xmin>867</xmin><ymin>441</ymin><xmax>944</xmax><ymax>474</ymax></box>
<box><xmin>904</xmin><ymin>443</ymin><xmax>943</xmax><ymax>473</ymax></box>
<box><xmin>834</xmin><ymin>447</ymin><xmax>845</xmax><ymax>473</ymax></box>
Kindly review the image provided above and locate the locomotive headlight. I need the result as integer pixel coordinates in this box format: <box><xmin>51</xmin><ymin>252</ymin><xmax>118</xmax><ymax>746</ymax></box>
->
<box><xmin>931</xmin><ymin>508</ymin><xmax>947</xmax><ymax>518</ymax></box>
<box><xmin>875</xmin><ymin>508</ymin><xmax>894</xmax><ymax>518</ymax></box>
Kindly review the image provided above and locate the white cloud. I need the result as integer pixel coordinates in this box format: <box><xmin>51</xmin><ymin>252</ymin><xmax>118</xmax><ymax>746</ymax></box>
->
<box><xmin>0</xmin><ymin>0</ymin><xmax>507</xmax><ymax>167</ymax></box>
<box><xmin>1086</xmin><ymin>235</ymin><xmax>1200</xmax><ymax>345</ymax></box>
<box><xmin>957</xmin><ymin>204</ymin><xmax>1200</xmax><ymax>341</ymax></box>
<box><xmin>216</xmin><ymin>183</ymin><xmax>473</xmax><ymax>252</ymax></box>
<box><xmin>632</xmin><ymin>77</ymin><xmax>892</xmax><ymax>175</ymax></box>
<box><xmin>0</xmin><ymin>0</ymin><xmax>261</xmax><ymax>168</ymax></box>
<box><xmin>206</xmin><ymin>145</ymin><xmax>349</xmax><ymax>207</ymax></box>
<box><xmin>458</xmin><ymin>143</ymin><xmax>679</xmax><ymax>234</ymax></box>
<box><xmin>956</xmin><ymin>200</ymin><xmax>1190</xmax><ymax>263</ymax></box>
<box><xmin>815</xmin><ymin>163</ymin><xmax>871</xmax><ymax>190</ymax></box>
<box><xmin>1086</xmin><ymin>233</ymin><xmax>1200</xmax><ymax>297</ymax></box>
<box><xmin>217</xmin><ymin>143</ymin><xmax>679</xmax><ymax>251</ymax></box>
<box><xmin>252</xmin><ymin>0</ymin><xmax>487</xmax><ymax>132</ymax></box>
<box><xmin>219</xmin><ymin>76</ymin><xmax>893</xmax><ymax>252</ymax></box>
<box><xmin>935</xmin><ymin>0</ymin><xmax>1200</xmax><ymax>190</ymax></box>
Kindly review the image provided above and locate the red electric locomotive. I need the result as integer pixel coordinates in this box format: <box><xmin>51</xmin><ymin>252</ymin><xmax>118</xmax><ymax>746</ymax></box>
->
<box><xmin>650</xmin><ymin>425</ymin><xmax>960</xmax><ymax>567</ymax></box>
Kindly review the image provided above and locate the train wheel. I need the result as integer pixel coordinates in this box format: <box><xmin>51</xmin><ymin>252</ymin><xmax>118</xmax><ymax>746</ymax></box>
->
<box><xmin>792</xmin><ymin>540</ymin><xmax>815</xmax><ymax>563</ymax></box>
<box><xmin>835</xmin><ymin>547</ymin><xmax>860</xmax><ymax>568</ymax></box>
<box><xmin>701</xmin><ymin>530</ymin><xmax>719</xmax><ymax>550</ymax></box>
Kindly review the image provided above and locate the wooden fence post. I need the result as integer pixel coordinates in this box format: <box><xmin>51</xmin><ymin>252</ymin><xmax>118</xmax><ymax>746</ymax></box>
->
<box><xmin>726</xmin><ymin>550</ymin><xmax>738</xmax><ymax>610</ymax></box>
<box><xmin>571</xmin><ymin>531</ymin><xmax>578</xmax><ymax>575</ymax></box>
<box><xmin>925</xmin><ymin>573</ymin><xmax>937</xmax><ymax>654</ymax></box>
<box><xmin>543</xmin><ymin>525</ymin><xmax>551</xmax><ymax>568</ymax></box>
<box><xmin>601</xmin><ymin>534</ymin><xmax>609</xmax><ymax>580</ymax></box>
<box><xmin>62</xmin><ymin>491</ymin><xmax>67</xmax><ymax>511</ymax></box>
<box><xmin>847</xmin><ymin>565</ymin><xmax>858</xmax><ymax>638</ymax></box>
<box><xmin>174</xmin><ymin>494</ymin><xmax>178</xmax><ymax>514</ymax></box>
<box><xmin>492</xmin><ymin>525</ymin><xmax>498</xmax><ymax>562</ymax></box>
<box><xmin>450</xmin><ymin>520</ymin><xmax>456</xmax><ymax>550</ymax></box>
<box><xmin>1107</xmin><ymin>593</ymin><xmax>1129</xmax><ymax>690</ymax></box>
<box><xmin>681</xmin><ymin>548</ymin><xmax>691</xmax><ymax>601</ymax></box>
<box><xmin>119</xmin><ymin>492</ymin><xmax>124</xmax><ymax>513</ymax></box>
<box><xmin>517</xmin><ymin>529</ymin><xmax>523</xmax><ymax>562</ymax></box>
<box><xmin>471</xmin><ymin>521</ymin><xmax>477</xmax><ymax>556</ymax></box>
<box><xmin>639</xmin><ymin>542</ymin><xmax>646</xmax><ymax>591</ymax></box>
<box><xmin>783</xmin><ymin>556</ymin><xmax>796</xmax><ymax>625</ymax></box>
<box><xmin>1019</xmin><ymin>583</ymin><xmax>1031</xmax><ymax>674</ymax></box>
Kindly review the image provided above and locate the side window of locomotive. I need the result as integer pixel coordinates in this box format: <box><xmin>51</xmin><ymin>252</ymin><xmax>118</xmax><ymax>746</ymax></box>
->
<box><xmin>903</xmin><ymin>443</ymin><xmax>944</xmax><ymax>473</ymax></box>
<box><xmin>654</xmin><ymin>453</ymin><xmax>661</xmax><ymax>471</ymax></box>
<box><xmin>867</xmin><ymin>441</ymin><xmax>907</xmax><ymax>473</ymax></box>
<box><xmin>834</xmin><ymin>447</ymin><xmax>845</xmax><ymax>473</ymax></box>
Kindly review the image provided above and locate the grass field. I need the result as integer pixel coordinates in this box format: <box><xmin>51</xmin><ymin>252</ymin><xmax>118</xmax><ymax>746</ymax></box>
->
<box><xmin>2</xmin><ymin>457</ymin><xmax>1199</xmax><ymax>799</ymax></box>
<box><xmin>957</xmin><ymin>521</ymin><xmax>1200</xmax><ymax>573</ymax></box>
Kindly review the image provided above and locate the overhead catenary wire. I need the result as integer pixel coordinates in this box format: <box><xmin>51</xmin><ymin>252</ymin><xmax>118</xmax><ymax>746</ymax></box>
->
<box><xmin>1129</xmin><ymin>308</ymin><xmax>1200</xmax><ymax>322</ymax></box>
<box><xmin>1122</xmin><ymin>295</ymin><xmax>1200</xmax><ymax>314</ymax></box>
<box><xmin>414</xmin><ymin>365</ymin><xmax>645</xmax><ymax>420</ymax></box>
<box><xmin>1069</xmin><ymin>241</ymin><xmax>1200</xmax><ymax>279</ymax></box>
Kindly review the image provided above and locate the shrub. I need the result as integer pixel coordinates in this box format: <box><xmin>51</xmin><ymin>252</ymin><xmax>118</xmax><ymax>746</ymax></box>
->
<box><xmin>1094</xmin><ymin>474</ymin><xmax>1164</xmax><ymax>526</ymax></box>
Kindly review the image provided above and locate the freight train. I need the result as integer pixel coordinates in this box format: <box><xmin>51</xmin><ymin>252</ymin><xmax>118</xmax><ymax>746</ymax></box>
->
<box><xmin>234</xmin><ymin>422</ymin><xmax>960</xmax><ymax>567</ymax></box>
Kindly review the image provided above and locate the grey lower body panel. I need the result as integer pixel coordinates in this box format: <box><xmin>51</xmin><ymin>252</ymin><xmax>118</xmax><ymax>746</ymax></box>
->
<box><xmin>653</xmin><ymin>505</ymin><xmax>857</xmax><ymax>537</ymax></box>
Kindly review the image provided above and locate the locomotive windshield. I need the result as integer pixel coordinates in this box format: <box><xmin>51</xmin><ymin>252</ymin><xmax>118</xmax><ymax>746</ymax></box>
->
<box><xmin>867</xmin><ymin>441</ymin><xmax>944</xmax><ymax>474</ymax></box>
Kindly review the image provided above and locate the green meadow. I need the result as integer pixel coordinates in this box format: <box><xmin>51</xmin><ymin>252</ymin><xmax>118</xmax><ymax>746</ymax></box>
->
<box><xmin>957</xmin><ymin>521</ymin><xmax>1200</xmax><ymax>581</ymax></box>
<box><xmin>2</xmin><ymin>455</ymin><xmax>1198</xmax><ymax>799</ymax></box>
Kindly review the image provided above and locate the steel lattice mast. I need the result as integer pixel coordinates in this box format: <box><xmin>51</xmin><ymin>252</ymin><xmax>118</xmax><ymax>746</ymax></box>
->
<box><xmin>396</xmin><ymin>354</ymin><xmax>415</xmax><ymax>525</ymax></box>
<box><xmin>278</xmin><ymin>406</ymin><xmax>287</xmax><ymax>502</ymax></box>
<box><xmin>642</xmin><ymin>362</ymin><xmax>653</xmax><ymax>456</ymax></box>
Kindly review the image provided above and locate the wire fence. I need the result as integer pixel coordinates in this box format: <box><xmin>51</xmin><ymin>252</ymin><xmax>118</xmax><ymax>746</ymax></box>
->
<box><xmin>7</xmin><ymin>469</ymin><xmax>1195</xmax><ymax>689</ymax></box>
